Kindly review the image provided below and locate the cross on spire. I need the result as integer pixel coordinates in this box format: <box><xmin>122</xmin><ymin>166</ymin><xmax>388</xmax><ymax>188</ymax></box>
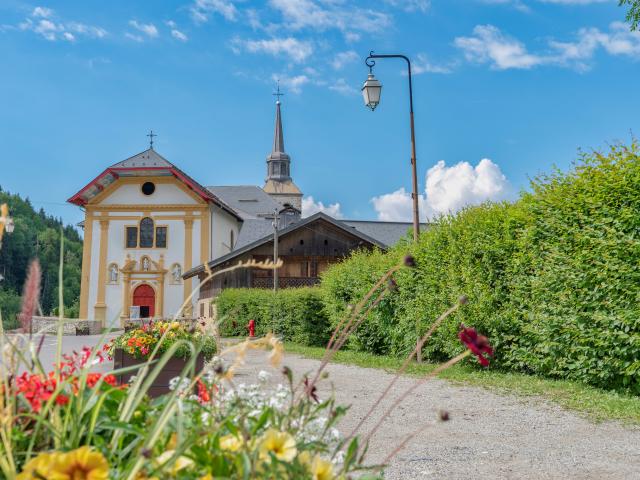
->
<box><xmin>147</xmin><ymin>130</ymin><xmax>157</xmax><ymax>149</ymax></box>
<box><xmin>273</xmin><ymin>81</ymin><xmax>284</xmax><ymax>103</ymax></box>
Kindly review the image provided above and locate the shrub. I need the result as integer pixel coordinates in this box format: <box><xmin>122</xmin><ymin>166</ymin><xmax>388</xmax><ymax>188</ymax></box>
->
<box><xmin>319</xmin><ymin>142</ymin><xmax>640</xmax><ymax>393</ymax></box>
<box><xmin>215</xmin><ymin>287</ymin><xmax>331</xmax><ymax>347</ymax></box>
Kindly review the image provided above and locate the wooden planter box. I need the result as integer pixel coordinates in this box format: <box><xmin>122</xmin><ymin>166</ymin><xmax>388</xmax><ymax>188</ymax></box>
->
<box><xmin>113</xmin><ymin>349</ymin><xmax>205</xmax><ymax>398</ymax></box>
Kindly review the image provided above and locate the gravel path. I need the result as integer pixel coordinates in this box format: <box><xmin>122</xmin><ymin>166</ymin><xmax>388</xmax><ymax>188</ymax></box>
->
<box><xmin>231</xmin><ymin>348</ymin><xmax>640</xmax><ymax>480</ymax></box>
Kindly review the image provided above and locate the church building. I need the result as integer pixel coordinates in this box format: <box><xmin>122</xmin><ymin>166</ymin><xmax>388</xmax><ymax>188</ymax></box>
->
<box><xmin>69</xmin><ymin>98</ymin><xmax>415</xmax><ymax>327</ymax></box>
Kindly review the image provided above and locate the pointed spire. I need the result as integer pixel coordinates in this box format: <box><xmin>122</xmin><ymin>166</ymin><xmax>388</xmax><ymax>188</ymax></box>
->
<box><xmin>266</xmin><ymin>91</ymin><xmax>291</xmax><ymax>182</ymax></box>
<box><xmin>272</xmin><ymin>100</ymin><xmax>286</xmax><ymax>154</ymax></box>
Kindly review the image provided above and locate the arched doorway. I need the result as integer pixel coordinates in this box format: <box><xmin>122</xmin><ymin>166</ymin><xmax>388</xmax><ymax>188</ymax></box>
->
<box><xmin>132</xmin><ymin>284</ymin><xmax>155</xmax><ymax>318</ymax></box>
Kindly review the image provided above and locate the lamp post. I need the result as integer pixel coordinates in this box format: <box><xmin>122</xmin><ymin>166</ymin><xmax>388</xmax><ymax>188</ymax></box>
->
<box><xmin>362</xmin><ymin>51</ymin><xmax>420</xmax><ymax>243</ymax></box>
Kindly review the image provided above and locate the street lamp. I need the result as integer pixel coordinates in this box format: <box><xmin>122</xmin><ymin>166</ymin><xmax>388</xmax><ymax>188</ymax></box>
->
<box><xmin>361</xmin><ymin>73</ymin><xmax>382</xmax><ymax>111</ymax></box>
<box><xmin>362</xmin><ymin>51</ymin><xmax>420</xmax><ymax>244</ymax></box>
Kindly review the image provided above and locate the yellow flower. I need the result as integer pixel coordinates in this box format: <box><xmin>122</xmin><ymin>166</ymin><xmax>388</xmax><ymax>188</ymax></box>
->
<box><xmin>18</xmin><ymin>447</ymin><xmax>109</xmax><ymax>480</ymax></box>
<box><xmin>156</xmin><ymin>450</ymin><xmax>194</xmax><ymax>476</ymax></box>
<box><xmin>299</xmin><ymin>452</ymin><xmax>334</xmax><ymax>480</ymax></box>
<box><xmin>199</xmin><ymin>475</ymin><xmax>213</xmax><ymax>480</ymax></box>
<box><xmin>258</xmin><ymin>428</ymin><xmax>297</xmax><ymax>463</ymax></box>
<box><xmin>171</xmin><ymin>321</ymin><xmax>181</xmax><ymax>330</ymax></box>
<box><xmin>219</xmin><ymin>434</ymin><xmax>243</xmax><ymax>452</ymax></box>
<box><xmin>310</xmin><ymin>455</ymin><xmax>334</xmax><ymax>480</ymax></box>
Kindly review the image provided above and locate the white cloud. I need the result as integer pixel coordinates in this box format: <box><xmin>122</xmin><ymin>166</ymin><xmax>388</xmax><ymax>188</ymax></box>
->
<box><xmin>371</xmin><ymin>158</ymin><xmax>510</xmax><ymax>221</ymax></box>
<box><xmin>424</xmin><ymin>159</ymin><xmax>510</xmax><ymax>214</ymax></box>
<box><xmin>331</xmin><ymin>50</ymin><xmax>359</xmax><ymax>70</ymax></box>
<box><xmin>171</xmin><ymin>29</ymin><xmax>188</xmax><ymax>41</ymax></box>
<box><xmin>412</xmin><ymin>53</ymin><xmax>454</xmax><ymax>74</ymax></box>
<box><xmin>16</xmin><ymin>9</ymin><xmax>107</xmax><ymax>42</ymax></box>
<box><xmin>271</xmin><ymin>73</ymin><xmax>310</xmax><ymax>93</ymax></box>
<box><xmin>129</xmin><ymin>20</ymin><xmax>158</xmax><ymax>38</ymax></box>
<box><xmin>329</xmin><ymin>78</ymin><xmax>358</xmax><ymax>95</ymax></box>
<box><xmin>124</xmin><ymin>33</ymin><xmax>144</xmax><ymax>42</ymax></box>
<box><xmin>384</xmin><ymin>0</ymin><xmax>431</xmax><ymax>13</ymax></box>
<box><xmin>344</xmin><ymin>31</ymin><xmax>361</xmax><ymax>43</ymax></box>
<box><xmin>480</xmin><ymin>0</ymin><xmax>531</xmax><ymax>13</ymax></box>
<box><xmin>32</xmin><ymin>7</ymin><xmax>53</xmax><ymax>18</ymax></box>
<box><xmin>302</xmin><ymin>196</ymin><xmax>343</xmax><ymax>218</ymax></box>
<box><xmin>67</xmin><ymin>22</ymin><xmax>107</xmax><ymax>38</ymax></box>
<box><xmin>268</xmin><ymin>0</ymin><xmax>391</xmax><ymax>34</ymax></box>
<box><xmin>233</xmin><ymin>36</ymin><xmax>313</xmax><ymax>63</ymax></box>
<box><xmin>190</xmin><ymin>0</ymin><xmax>238</xmax><ymax>23</ymax></box>
<box><xmin>455</xmin><ymin>22</ymin><xmax>640</xmax><ymax>71</ymax></box>
<box><xmin>371</xmin><ymin>188</ymin><xmax>426</xmax><ymax>222</ymax></box>
<box><xmin>455</xmin><ymin>25</ymin><xmax>544</xmax><ymax>69</ymax></box>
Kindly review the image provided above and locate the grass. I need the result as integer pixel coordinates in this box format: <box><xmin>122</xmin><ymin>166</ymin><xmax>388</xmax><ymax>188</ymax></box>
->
<box><xmin>285</xmin><ymin>342</ymin><xmax>640</xmax><ymax>425</ymax></box>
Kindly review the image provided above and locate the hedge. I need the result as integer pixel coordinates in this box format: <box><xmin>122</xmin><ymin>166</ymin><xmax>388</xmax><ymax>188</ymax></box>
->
<box><xmin>319</xmin><ymin>142</ymin><xmax>640</xmax><ymax>393</ymax></box>
<box><xmin>215</xmin><ymin>287</ymin><xmax>331</xmax><ymax>347</ymax></box>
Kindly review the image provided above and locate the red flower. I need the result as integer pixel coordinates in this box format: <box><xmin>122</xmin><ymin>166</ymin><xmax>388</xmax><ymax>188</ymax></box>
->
<box><xmin>197</xmin><ymin>379</ymin><xmax>211</xmax><ymax>403</ymax></box>
<box><xmin>458</xmin><ymin>325</ymin><xmax>493</xmax><ymax>367</ymax></box>
<box><xmin>103</xmin><ymin>375</ymin><xmax>118</xmax><ymax>387</ymax></box>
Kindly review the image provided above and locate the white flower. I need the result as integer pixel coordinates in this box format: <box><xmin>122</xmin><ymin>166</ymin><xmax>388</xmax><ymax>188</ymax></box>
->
<box><xmin>168</xmin><ymin>376</ymin><xmax>191</xmax><ymax>394</ymax></box>
<box><xmin>258</xmin><ymin>370</ymin><xmax>271</xmax><ymax>383</ymax></box>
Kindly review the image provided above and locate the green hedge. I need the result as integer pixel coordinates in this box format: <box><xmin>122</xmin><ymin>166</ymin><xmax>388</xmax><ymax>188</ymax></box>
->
<box><xmin>215</xmin><ymin>287</ymin><xmax>331</xmax><ymax>347</ymax></box>
<box><xmin>320</xmin><ymin>142</ymin><xmax>640</xmax><ymax>393</ymax></box>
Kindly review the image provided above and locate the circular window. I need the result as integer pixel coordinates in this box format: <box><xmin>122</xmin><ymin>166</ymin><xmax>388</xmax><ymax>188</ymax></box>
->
<box><xmin>141</xmin><ymin>182</ymin><xmax>156</xmax><ymax>195</ymax></box>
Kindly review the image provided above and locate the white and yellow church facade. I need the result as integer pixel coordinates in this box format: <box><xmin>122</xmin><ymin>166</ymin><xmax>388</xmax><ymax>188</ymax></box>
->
<box><xmin>68</xmin><ymin>149</ymin><xmax>244</xmax><ymax>328</ymax></box>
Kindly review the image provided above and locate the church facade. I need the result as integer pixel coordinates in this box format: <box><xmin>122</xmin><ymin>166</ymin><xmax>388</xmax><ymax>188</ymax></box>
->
<box><xmin>69</xmin><ymin>99</ymin><xmax>415</xmax><ymax>327</ymax></box>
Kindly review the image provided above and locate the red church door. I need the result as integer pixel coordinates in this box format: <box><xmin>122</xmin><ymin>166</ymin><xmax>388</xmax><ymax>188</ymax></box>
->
<box><xmin>133</xmin><ymin>284</ymin><xmax>155</xmax><ymax>318</ymax></box>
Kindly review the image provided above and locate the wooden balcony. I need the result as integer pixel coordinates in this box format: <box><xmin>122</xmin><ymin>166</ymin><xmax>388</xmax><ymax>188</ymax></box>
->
<box><xmin>252</xmin><ymin>276</ymin><xmax>320</xmax><ymax>289</ymax></box>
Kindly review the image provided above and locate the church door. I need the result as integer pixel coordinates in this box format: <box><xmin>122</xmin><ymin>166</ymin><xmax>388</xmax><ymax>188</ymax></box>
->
<box><xmin>133</xmin><ymin>284</ymin><xmax>155</xmax><ymax>318</ymax></box>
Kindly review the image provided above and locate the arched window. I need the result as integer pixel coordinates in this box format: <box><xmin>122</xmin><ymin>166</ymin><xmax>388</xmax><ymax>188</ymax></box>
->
<box><xmin>139</xmin><ymin>217</ymin><xmax>154</xmax><ymax>248</ymax></box>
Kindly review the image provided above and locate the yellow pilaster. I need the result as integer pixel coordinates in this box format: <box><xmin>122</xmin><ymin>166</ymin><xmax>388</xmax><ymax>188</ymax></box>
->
<box><xmin>157</xmin><ymin>255</ymin><xmax>165</xmax><ymax>318</ymax></box>
<box><xmin>183</xmin><ymin>217</ymin><xmax>194</xmax><ymax>317</ymax></box>
<box><xmin>79</xmin><ymin>211</ymin><xmax>94</xmax><ymax>319</ymax></box>
<box><xmin>121</xmin><ymin>272</ymin><xmax>131</xmax><ymax>326</ymax></box>
<box><xmin>201</xmin><ymin>211</ymin><xmax>210</xmax><ymax>265</ymax></box>
<box><xmin>94</xmin><ymin>218</ymin><xmax>109</xmax><ymax>325</ymax></box>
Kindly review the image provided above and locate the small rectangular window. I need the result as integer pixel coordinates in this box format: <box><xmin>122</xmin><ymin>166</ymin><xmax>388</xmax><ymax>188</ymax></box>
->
<box><xmin>155</xmin><ymin>226</ymin><xmax>167</xmax><ymax>248</ymax></box>
<box><xmin>126</xmin><ymin>227</ymin><xmax>138</xmax><ymax>248</ymax></box>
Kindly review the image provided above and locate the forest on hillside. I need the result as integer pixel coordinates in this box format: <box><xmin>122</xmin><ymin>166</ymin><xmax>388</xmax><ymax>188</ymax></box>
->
<box><xmin>0</xmin><ymin>187</ymin><xmax>82</xmax><ymax>328</ymax></box>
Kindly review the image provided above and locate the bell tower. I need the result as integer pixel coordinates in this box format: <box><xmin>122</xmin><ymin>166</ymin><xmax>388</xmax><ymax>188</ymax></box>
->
<box><xmin>263</xmin><ymin>90</ymin><xmax>302</xmax><ymax>211</ymax></box>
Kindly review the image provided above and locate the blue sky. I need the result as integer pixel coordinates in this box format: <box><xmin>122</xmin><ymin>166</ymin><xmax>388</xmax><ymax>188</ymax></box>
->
<box><xmin>1</xmin><ymin>0</ymin><xmax>639</xmax><ymax>226</ymax></box>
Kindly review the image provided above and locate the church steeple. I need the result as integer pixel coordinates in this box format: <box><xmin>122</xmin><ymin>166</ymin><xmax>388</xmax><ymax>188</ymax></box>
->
<box><xmin>266</xmin><ymin>98</ymin><xmax>291</xmax><ymax>182</ymax></box>
<box><xmin>263</xmin><ymin>89</ymin><xmax>303</xmax><ymax>211</ymax></box>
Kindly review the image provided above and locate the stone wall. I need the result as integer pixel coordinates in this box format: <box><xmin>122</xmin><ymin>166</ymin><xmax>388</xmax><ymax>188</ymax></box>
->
<box><xmin>31</xmin><ymin>317</ymin><xmax>102</xmax><ymax>336</ymax></box>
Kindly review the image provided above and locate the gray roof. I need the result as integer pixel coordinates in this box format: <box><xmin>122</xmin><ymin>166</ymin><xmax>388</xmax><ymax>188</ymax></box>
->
<box><xmin>227</xmin><ymin>217</ymin><xmax>424</xmax><ymax>256</ymax></box>
<box><xmin>184</xmin><ymin>212</ymin><xmax>386</xmax><ymax>279</ymax></box>
<box><xmin>207</xmin><ymin>185</ymin><xmax>281</xmax><ymax>220</ymax></box>
<box><xmin>343</xmin><ymin>220</ymin><xmax>416</xmax><ymax>247</ymax></box>
<box><xmin>235</xmin><ymin>219</ymin><xmax>274</xmax><ymax>249</ymax></box>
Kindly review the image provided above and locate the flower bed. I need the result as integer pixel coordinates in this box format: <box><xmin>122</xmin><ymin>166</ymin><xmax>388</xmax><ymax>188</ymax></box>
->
<box><xmin>108</xmin><ymin>320</ymin><xmax>217</xmax><ymax>360</ymax></box>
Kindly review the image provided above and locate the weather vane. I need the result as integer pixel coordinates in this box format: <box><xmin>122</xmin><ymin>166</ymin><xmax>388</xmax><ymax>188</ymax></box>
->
<box><xmin>147</xmin><ymin>130</ymin><xmax>157</xmax><ymax>149</ymax></box>
<box><xmin>273</xmin><ymin>81</ymin><xmax>284</xmax><ymax>103</ymax></box>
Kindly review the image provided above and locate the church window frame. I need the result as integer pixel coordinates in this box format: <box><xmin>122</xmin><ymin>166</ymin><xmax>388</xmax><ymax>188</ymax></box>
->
<box><xmin>125</xmin><ymin>226</ymin><xmax>138</xmax><ymax>248</ymax></box>
<box><xmin>124</xmin><ymin>218</ymin><xmax>169</xmax><ymax>250</ymax></box>
<box><xmin>139</xmin><ymin>217</ymin><xmax>154</xmax><ymax>248</ymax></box>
